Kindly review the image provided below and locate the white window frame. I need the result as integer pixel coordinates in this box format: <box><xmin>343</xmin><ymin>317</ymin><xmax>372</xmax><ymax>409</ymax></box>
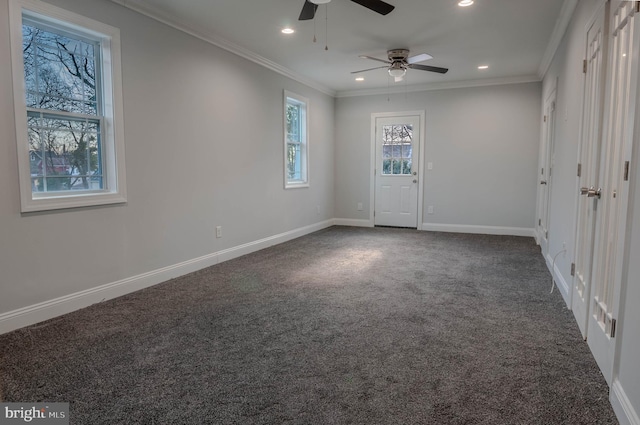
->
<box><xmin>9</xmin><ymin>0</ymin><xmax>126</xmax><ymax>212</ymax></box>
<box><xmin>284</xmin><ymin>90</ymin><xmax>309</xmax><ymax>189</ymax></box>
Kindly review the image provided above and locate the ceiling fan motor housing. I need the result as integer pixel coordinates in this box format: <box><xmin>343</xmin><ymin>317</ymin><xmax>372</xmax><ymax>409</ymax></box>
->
<box><xmin>387</xmin><ymin>49</ymin><xmax>410</xmax><ymax>62</ymax></box>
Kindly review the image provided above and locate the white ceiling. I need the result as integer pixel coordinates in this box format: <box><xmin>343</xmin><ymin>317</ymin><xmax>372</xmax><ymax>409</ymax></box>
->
<box><xmin>115</xmin><ymin>0</ymin><xmax>567</xmax><ymax>95</ymax></box>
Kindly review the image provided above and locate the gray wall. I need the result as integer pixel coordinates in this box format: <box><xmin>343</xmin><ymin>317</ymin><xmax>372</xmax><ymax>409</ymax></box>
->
<box><xmin>541</xmin><ymin>0</ymin><xmax>640</xmax><ymax>421</ymax></box>
<box><xmin>334</xmin><ymin>83</ymin><xmax>541</xmax><ymax>229</ymax></box>
<box><xmin>0</xmin><ymin>0</ymin><xmax>335</xmax><ymax>314</ymax></box>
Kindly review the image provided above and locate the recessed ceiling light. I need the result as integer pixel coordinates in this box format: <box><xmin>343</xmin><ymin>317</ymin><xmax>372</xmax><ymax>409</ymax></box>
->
<box><xmin>458</xmin><ymin>0</ymin><xmax>474</xmax><ymax>7</ymax></box>
<box><xmin>478</xmin><ymin>65</ymin><xmax>489</xmax><ymax>69</ymax></box>
<box><xmin>281</xmin><ymin>28</ymin><xmax>295</xmax><ymax>35</ymax></box>
<box><xmin>355</xmin><ymin>77</ymin><xmax>365</xmax><ymax>81</ymax></box>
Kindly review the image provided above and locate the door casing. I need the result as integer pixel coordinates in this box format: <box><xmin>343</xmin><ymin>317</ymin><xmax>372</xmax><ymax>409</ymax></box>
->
<box><xmin>370</xmin><ymin>111</ymin><xmax>426</xmax><ymax>229</ymax></box>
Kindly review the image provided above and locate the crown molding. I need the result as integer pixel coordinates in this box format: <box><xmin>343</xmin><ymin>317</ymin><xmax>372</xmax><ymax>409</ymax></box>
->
<box><xmin>335</xmin><ymin>75</ymin><xmax>541</xmax><ymax>98</ymax></box>
<box><xmin>109</xmin><ymin>0</ymin><xmax>337</xmax><ymax>97</ymax></box>
<box><xmin>537</xmin><ymin>0</ymin><xmax>579</xmax><ymax>79</ymax></box>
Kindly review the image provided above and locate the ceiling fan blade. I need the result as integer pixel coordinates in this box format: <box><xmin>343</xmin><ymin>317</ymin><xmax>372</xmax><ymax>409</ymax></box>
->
<box><xmin>407</xmin><ymin>53</ymin><xmax>433</xmax><ymax>64</ymax></box>
<box><xmin>299</xmin><ymin>0</ymin><xmax>318</xmax><ymax>20</ymax></box>
<box><xmin>359</xmin><ymin>55</ymin><xmax>391</xmax><ymax>65</ymax></box>
<box><xmin>408</xmin><ymin>63</ymin><xmax>449</xmax><ymax>74</ymax></box>
<box><xmin>350</xmin><ymin>0</ymin><xmax>395</xmax><ymax>15</ymax></box>
<box><xmin>351</xmin><ymin>65</ymin><xmax>388</xmax><ymax>74</ymax></box>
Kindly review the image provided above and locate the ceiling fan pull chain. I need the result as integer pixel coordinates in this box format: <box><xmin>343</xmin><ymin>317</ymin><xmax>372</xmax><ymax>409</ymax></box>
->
<box><xmin>325</xmin><ymin>4</ymin><xmax>329</xmax><ymax>51</ymax></box>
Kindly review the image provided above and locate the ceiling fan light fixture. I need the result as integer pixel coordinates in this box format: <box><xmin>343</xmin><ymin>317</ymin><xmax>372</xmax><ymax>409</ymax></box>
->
<box><xmin>458</xmin><ymin>0</ymin><xmax>474</xmax><ymax>7</ymax></box>
<box><xmin>388</xmin><ymin>62</ymin><xmax>406</xmax><ymax>78</ymax></box>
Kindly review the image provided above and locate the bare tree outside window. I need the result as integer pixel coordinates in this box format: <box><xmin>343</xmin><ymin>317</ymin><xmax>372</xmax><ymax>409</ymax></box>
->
<box><xmin>23</xmin><ymin>23</ymin><xmax>103</xmax><ymax>193</ymax></box>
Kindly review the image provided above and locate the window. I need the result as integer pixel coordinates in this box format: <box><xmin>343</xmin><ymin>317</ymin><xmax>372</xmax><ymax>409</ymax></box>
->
<box><xmin>381</xmin><ymin>124</ymin><xmax>413</xmax><ymax>175</ymax></box>
<box><xmin>284</xmin><ymin>90</ymin><xmax>309</xmax><ymax>188</ymax></box>
<box><xmin>9</xmin><ymin>0</ymin><xmax>126</xmax><ymax>212</ymax></box>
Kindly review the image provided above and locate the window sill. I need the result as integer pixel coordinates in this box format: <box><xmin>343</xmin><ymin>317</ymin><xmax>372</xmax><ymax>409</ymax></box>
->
<box><xmin>21</xmin><ymin>191</ymin><xmax>127</xmax><ymax>213</ymax></box>
<box><xmin>285</xmin><ymin>182</ymin><xmax>310</xmax><ymax>190</ymax></box>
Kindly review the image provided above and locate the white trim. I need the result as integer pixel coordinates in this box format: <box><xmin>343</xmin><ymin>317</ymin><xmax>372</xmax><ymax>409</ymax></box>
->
<box><xmin>109</xmin><ymin>0</ymin><xmax>336</xmax><ymax>97</ymax></box>
<box><xmin>9</xmin><ymin>0</ymin><xmax>127</xmax><ymax>212</ymax></box>
<box><xmin>337</xmin><ymin>75</ymin><xmax>541</xmax><ymax>98</ymax></box>
<box><xmin>421</xmin><ymin>223</ymin><xmax>536</xmax><ymax>238</ymax></box>
<box><xmin>611</xmin><ymin>379</ymin><xmax>640</xmax><ymax>425</ymax></box>
<box><xmin>333</xmin><ymin>218</ymin><xmax>374</xmax><ymax>227</ymax></box>
<box><xmin>0</xmin><ymin>219</ymin><xmax>333</xmax><ymax>335</ymax></box>
<box><xmin>547</xmin><ymin>252</ymin><xmax>571</xmax><ymax>306</ymax></box>
<box><xmin>538</xmin><ymin>0</ymin><xmax>580</xmax><ymax>79</ymax></box>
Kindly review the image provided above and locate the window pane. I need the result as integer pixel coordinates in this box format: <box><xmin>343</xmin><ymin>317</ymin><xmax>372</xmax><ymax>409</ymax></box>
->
<box><xmin>23</xmin><ymin>24</ymin><xmax>98</xmax><ymax>115</ymax></box>
<box><xmin>382</xmin><ymin>159</ymin><xmax>391</xmax><ymax>175</ymax></box>
<box><xmin>287</xmin><ymin>143</ymin><xmax>301</xmax><ymax>180</ymax></box>
<box><xmin>286</xmin><ymin>103</ymin><xmax>300</xmax><ymax>143</ymax></box>
<box><xmin>402</xmin><ymin>144</ymin><xmax>412</xmax><ymax>159</ymax></box>
<box><xmin>402</xmin><ymin>160</ymin><xmax>412</xmax><ymax>175</ymax></box>
<box><xmin>382</xmin><ymin>145</ymin><xmax>392</xmax><ymax>159</ymax></box>
<box><xmin>27</xmin><ymin>113</ymin><xmax>102</xmax><ymax>193</ymax></box>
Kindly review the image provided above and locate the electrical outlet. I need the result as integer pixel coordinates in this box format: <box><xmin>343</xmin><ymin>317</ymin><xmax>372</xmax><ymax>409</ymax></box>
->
<box><xmin>357</xmin><ymin>202</ymin><xmax>363</xmax><ymax>211</ymax></box>
<box><xmin>216</xmin><ymin>226</ymin><xmax>222</xmax><ymax>238</ymax></box>
<box><xmin>428</xmin><ymin>206</ymin><xmax>434</xmax><ymax>214</ymax></box>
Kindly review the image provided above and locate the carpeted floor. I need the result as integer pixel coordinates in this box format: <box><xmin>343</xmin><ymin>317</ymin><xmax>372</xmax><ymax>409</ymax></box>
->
<box><xmin>0</xmin><ymin>226</ymin><xmax>618</xmax><ymax>424</ymax></box>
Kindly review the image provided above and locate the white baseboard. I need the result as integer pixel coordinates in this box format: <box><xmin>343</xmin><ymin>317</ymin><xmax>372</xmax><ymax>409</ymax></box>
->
<box><xmin>421</xmin><ymin>223</ymin><xmax>536</xmax><ymax>238</ymax></box>
<box><xmin>611</xmin><ymin>379</ymin><xmax>640</xmax><ymax>425</ymax></box>
<box><xmin>0</xmin><ymin>219</ymin><xmax>334</xmax><ymax>335</ymax></box>
<box><xmin>333</xmin><ymin>218</ymin><xmax>373</xmax><ymax>227</ymax></box>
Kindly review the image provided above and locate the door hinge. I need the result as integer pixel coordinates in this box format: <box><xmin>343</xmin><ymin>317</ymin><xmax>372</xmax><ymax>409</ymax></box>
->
<box><xmin>545</xmin><ymin>231</ymin><xmax>548</xmax><ymax>239</ymax></box>
<box><xmin>583</xmin><ymin>59</ymin><xmax>587</xmax><ymax>73</ymax></box>
<box><xmin>541</xmin><ymin>167</ymin><xmax>544</xmax><ymax>175</ymax></box>
<box><xmin>538</xmin><ymin>218</ymin><xmax>541</xmax><ymax>226</ymax></box>
<box><xmin>624</xmin><ymin>161</ymin><xmax>630</xmax><ymax>181</ymax></box>
<box><xmin>570</xmin><ymin>263</ymin><xmax>575</xmax><ymax>276</ymax></box>
<box><xmin>577</xmin><ymin>163</ymin><xmax>582</xmax><ymax>177</ymax></box>
<box><xmin>610</xmin><ymin>318</ymin><xmax>617</xmax><ymax>338</ymax></box>
<box><xmin>544</xmin><ymin>115</ymin><xmax>547</xmax><ymax>123</ymax></box>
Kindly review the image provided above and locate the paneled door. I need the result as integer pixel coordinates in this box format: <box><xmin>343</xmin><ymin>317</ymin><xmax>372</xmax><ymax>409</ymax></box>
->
<box><xmin>374</xmin><ymin>115</ymin><xmax>421</xmax><ymax>228</ymax></box>
<box><xmin>573</xmin><ymin>2</ymin><xmax>608</xmax><ymax>339</ymax></box>
<box><xmin>538</xmin><ymin>87</ymin><xmax>557</xmax><ymax>256</ymax></box>
<box><xmin>588</xmin><ymin>0</ymin><xmax>638</xmax><ymax>385</ymax></box>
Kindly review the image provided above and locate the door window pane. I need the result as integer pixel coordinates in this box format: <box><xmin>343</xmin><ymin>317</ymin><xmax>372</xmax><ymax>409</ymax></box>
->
<box><xmin>382</xmin><ymin>124</ymin><xmax>413</xmax><ymax>175</ymax></box>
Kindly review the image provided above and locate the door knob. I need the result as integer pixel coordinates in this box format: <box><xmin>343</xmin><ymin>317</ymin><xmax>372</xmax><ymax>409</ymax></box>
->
<box><xmin>413</xmin><ymin>179</ymin><xmax>417</xmax><ymax>183</ymax></box>
<box><xmin>540</xmin><ymin>180</ymin><xmax>548</xmax><ymax>185</ymax></box>
<box><xmin>587</xmin><ymin>187</ymin><xmax>602</xmax><ymax>199</ymax></box>
<box><xmin>413</xmin><ymin>172</ymin><xmax>417</xmax><ymax>176</ymax></box>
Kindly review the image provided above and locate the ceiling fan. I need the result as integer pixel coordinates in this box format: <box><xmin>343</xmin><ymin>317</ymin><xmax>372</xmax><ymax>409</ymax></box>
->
<box><xmin>298</xmin><ymin>0</ymin><xmax>395</xmax><ymax>20</ymax></box>
<box><xmin>352</xmin><ymin>49</ymin><xmax>449</xmax><ymax>81</ymax></box>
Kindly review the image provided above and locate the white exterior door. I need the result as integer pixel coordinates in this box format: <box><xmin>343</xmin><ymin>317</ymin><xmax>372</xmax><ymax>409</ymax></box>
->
<box><xmin>587</xmin><ymin>0</ymin><xmax>638</xmax><ymax>385</ymax></box>
<box><xmin>374</xmin><ymin>115</ymin><xmax>421</xmax><ymax>228</ymax></box>
<box><xmin>572</xmin><ymin>3</ymin><xmax>608</xmax><ymax>339</ymax></box>
<box><xmin>538</xmin><ymin>87</ymin><xmax>557</xmax><ymax>256</ymax></box>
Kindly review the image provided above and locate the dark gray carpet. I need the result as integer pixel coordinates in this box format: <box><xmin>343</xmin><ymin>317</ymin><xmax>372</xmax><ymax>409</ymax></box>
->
<box><xmin>0</xmin><ymin>226</ymin><xmax>618</xmax><ymax>424</ymax></box>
